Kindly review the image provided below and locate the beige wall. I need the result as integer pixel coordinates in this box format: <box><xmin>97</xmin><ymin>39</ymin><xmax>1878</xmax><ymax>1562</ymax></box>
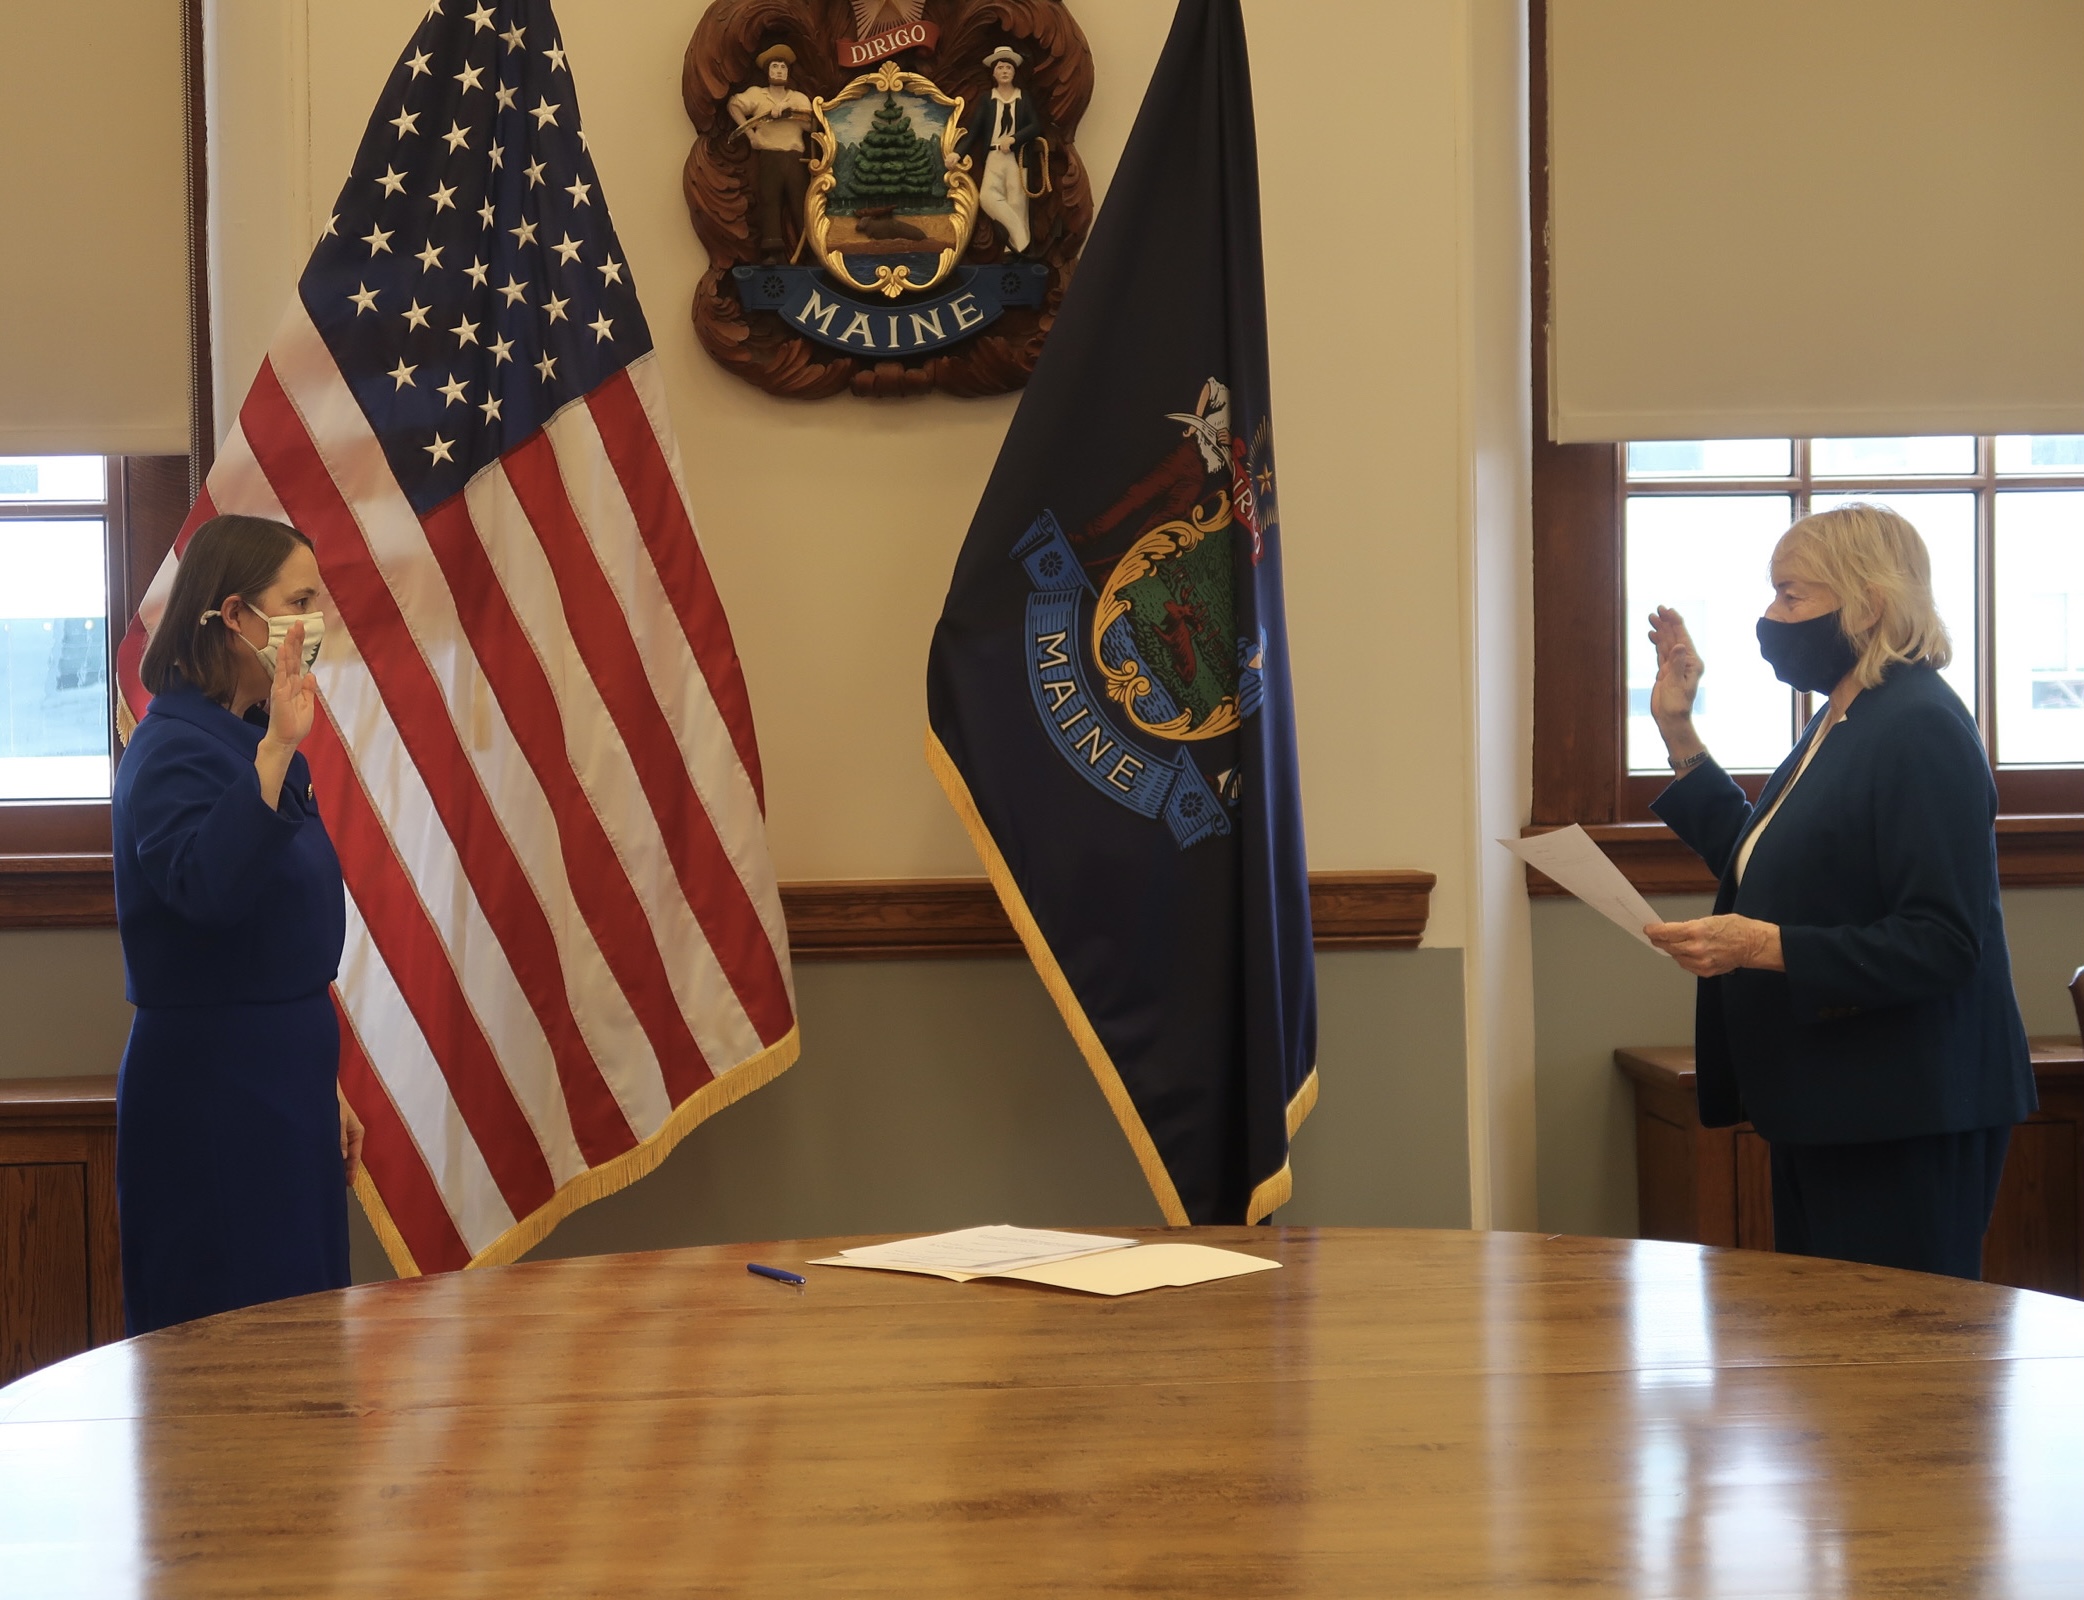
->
<box><xmin>206</xmin><ymin>0</ymin><xmax>1521</xmax><ymax>908</ymax></box>
<box><xmin>202</xmin><ymin>0</ymin><xmax>1541</xmax><ymax>1224</ymax></box>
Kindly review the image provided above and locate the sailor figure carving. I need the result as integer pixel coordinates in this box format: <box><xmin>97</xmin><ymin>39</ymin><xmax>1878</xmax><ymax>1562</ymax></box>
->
<box><xmin>950</xmin><ymin>46</ymin><xmax>1044</xmax><ymax>256</ymax></box>
<box><xmin>729</xmin><ymin>44</ymin><xmax>816</xmax><ymax>262</ymax></box>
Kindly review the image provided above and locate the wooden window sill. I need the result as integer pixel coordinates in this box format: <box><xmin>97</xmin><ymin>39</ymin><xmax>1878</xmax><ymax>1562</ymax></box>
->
<box><xmin>1521</xmin><ymin>817</ymin><xmax>2084</xmax><ymax>896</ymax></box>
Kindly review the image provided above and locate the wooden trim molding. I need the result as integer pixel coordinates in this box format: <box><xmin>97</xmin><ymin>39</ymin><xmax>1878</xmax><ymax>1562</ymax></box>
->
<box><xmin>780</xmin><ymin>878</ymin><xmax>1026</xmax><ymax>959</ymax></box>
<box><xmin>1304</xmin><ymin>871</ymin><xmax>1437</xmax><ymax>950</ymax></box>
<box><xmin>1528</xmin><ymin>0</ymin><xmax>1626</xmax><ymax>831</ymax></box>
<box><xmin>0</xmin><ymin>856</ymin><xmax>117</xmax><ymax>928</ymax></box>
<box><xmin>1</xmin><ymin>865</ymin><xmax>1437</xmax><ymax>953</ymax></box>
<box><xmin>783</xmin><ymin>871</ymin><xmax>1436</xmax><ymax>958</ymax></box>
<box><xmin>181</xmin><ymin>0</ymin><xmax>214</xmax><ymax>488</ymax></box>
<box><xmin>1992</xmin><ymin>816</ymin><xmax>2084</xmax><ymax>888</ymax></box>
<box><xmin>1521</xmin><ymin>818</ymin><xmax>2084</xmax><ymax>897</ymax></box>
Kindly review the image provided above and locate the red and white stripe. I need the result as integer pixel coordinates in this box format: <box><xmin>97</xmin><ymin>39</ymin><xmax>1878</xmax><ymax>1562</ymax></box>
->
<box><xmin>117</xmin><ymin>301</ymin><xmax>797</xmax><ymax>1274</ymax></box>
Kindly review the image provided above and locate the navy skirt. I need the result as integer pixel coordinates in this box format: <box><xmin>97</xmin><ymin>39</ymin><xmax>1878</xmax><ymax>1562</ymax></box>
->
<box><xmin>116</xmin><ymin>992</ymin><xmax>350</xmax><ymax>1335</ymax></box>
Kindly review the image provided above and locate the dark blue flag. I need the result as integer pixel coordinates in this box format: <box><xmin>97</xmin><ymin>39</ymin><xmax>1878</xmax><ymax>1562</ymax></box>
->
<box><xmin>925</xmin><ymin>0</ymin><xmax>1314</xmax><ymax>1225</ymax></box>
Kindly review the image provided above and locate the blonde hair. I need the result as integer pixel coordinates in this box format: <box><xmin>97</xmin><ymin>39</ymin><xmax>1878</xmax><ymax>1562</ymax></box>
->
<box><xmin>1772</xmin><ymin>503</ymin><xmax>1952</xmax><ymax>690</ymax></box>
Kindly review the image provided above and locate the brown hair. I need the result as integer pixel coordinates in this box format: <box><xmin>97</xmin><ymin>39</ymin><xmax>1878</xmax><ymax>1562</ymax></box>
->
<box><xmin>139</xmin><ymin>515</ymin><xmax>314</xmax><ymax>705</ymax></box>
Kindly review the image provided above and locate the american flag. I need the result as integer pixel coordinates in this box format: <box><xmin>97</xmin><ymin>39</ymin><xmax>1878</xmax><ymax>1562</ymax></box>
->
<box><xmin>116</xmin><ymin>0</ymin><xmax>799</xmax><ymax>1275</ymax></box>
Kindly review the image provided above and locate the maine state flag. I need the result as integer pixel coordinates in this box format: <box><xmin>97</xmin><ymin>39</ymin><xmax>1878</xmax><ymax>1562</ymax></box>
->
<box><xmin>926</xmin><ymin>0</ymin><xmax>1314</xmax><ymax>1225</ymax></box>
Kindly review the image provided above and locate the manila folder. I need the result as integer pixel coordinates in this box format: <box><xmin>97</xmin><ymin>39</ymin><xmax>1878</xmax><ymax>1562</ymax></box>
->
<box><xmin>993</xmin><ymin>1243</ymin><xmax>1280</xmax><ymax>1296</ymax></box>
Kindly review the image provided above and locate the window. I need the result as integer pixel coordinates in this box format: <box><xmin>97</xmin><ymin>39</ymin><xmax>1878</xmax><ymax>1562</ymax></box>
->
<box><xmin>1529</xmin><ymin>0</ymin><xmax>2083</xmax><ymax>889</ymax></box>
<box><xmin>1531</xmin><ymin>429</ymin><xmax>2084</xmax><ymax>885</ymax></box>
<box><xmin>0</xmin><ymin>455</ymin><xmax>189</xmax><ymax>923</ymax></box>
<box><xmin>1623</xmin><ymin>436</ymin><xmax>2084</xmax><ymax>778</ymax></box>
<box><xmin>0</xmin><ymin>457</ymin><xmax>116</xmax><ymax>802</ymax></box>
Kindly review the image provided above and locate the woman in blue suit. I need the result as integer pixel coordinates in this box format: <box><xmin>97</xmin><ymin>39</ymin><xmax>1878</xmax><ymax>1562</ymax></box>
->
<box><xmin>115</xmin><ymin>514</ymin><xmax>361</xmax><ymax>1334</ymax></box>
<box><xmin>1643</xmin><ymin>503</ymin><xmax>2035</xmax><ymax>1280</ymax></box>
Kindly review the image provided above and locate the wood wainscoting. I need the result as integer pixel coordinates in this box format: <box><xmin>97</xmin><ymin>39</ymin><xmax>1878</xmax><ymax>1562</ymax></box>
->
<box><xmin>0</xmin><ymin>1078</ymin><xmax>121</xmax><ymax>1386</ymax></box>
<box><xmin>1617</xmin><ymin>1041</ymin><xmax>2084</xmax><ymax>1298</ymax></box>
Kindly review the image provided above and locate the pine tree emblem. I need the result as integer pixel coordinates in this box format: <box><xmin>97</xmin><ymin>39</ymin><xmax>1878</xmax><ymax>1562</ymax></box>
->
<box><xmin>846</xmin><ymin>93</ymin><xmax>945</xmax><ymax>208</ymax></box>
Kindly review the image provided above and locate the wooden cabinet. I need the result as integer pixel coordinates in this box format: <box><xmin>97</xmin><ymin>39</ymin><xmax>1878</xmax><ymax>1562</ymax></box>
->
<box><xmin>1617</xmin><ymin>1041</ymin><xmax>2084</xmax><ymax>1297</ymax></box>
<box><xmin>0</xmin><ymin>1077</ymin><xmax>121</xmax><ymax>1385</ymax></box>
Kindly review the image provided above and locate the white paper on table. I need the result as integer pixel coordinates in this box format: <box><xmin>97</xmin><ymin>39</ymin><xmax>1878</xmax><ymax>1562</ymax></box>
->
<box><xmin>812</xmin><ymin>1225</ymin><xmax>1139</xmax><ymax>1281</ymax></box>
<box><xmin>1501</xmin><ymin>825</ymin><xmax>1665</xmax><ymax>948</ymax></box>
<box><xmin>992</xmin><ymin>1243</ymin><xmax>1279</xmax><ymax>1296</ymax></box>
<box><xmin>809</xmin><ymin>1239</ymin><xmax>1279</xmax><ymax>1296</ymax></box>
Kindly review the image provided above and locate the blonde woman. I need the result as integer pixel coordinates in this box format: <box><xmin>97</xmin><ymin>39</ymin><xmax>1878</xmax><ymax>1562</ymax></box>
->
<box><xmin>1644</xmin><ymin>503</ymin><xmax>2035</xmax><ymax>1279</ymax></box>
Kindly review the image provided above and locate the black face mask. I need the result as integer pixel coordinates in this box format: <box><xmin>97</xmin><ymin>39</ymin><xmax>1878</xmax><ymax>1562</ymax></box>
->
<box><xmin>1756</xmin><ymin>611</ymin><xmax>1859</xmax><ymax>693</ymax></box>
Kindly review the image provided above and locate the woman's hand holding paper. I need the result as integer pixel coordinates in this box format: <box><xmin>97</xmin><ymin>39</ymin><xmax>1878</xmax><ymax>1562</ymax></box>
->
<box><xmin>1645</xmin><ymin>914</ymin><xmax>1783</xmax><ymax>977</ymax></box>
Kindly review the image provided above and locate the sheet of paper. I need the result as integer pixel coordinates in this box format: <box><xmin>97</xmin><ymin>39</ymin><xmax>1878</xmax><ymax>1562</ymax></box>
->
<box><xmin>819</xmin><ymin>1225</ymin><xmax>1138</xmax><ymax>1281</ymax></box>
<box><xmin>1501</xmin><ymin>825</ymin><xmax>1663</xmax><ymax>948</ymax></box>
<box><xmin>992</xmin><ymin>1243</ymin><xmax>1280</xmax><ymax>1296</ymax></box>
<box><xmin>804</xmin><ymin>1258</ymin><xmax>982</xmax><ymax>1280</ymax></box>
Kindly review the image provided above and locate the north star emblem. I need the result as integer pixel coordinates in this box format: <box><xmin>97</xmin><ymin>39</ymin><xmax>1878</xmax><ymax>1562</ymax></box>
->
<box><xmin>1013</xmin><ymin>378</ymin><xmax>1272</xmax><ymax>849</ymax></box>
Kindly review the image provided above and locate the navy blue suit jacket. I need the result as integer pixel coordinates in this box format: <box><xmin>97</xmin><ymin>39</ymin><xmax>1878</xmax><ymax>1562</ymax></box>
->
<box><xmin>1651</xmin><ymin>663</ymin><xmax>2035</xmax><ymax>1145</ymax></box>
<box><xmin>112</xmin><ymin>680</ymin><xmax>346</xmax><ymax>1009</ymax></box>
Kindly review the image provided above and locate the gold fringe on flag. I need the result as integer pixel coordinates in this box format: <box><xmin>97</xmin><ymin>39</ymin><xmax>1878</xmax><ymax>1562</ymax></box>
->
<box><xmin>927</xmin><ymin>727</ymin><xmax>1317</xmax><ymax>1228</ymax></box>
<box><xmin>1241</xmin><ymin>1067</ymin><xmax>1320</xmax><ymax>1224</ymax></box>
<box><xmin>929</xmin><ymin>727</ymin><xmax>1207</xmax><ymax>1225</ymax></box>
<box><xmin>350</xmin><ymin>1024</ymin><xmax>801</xmax><ymax>1278</ymax></box>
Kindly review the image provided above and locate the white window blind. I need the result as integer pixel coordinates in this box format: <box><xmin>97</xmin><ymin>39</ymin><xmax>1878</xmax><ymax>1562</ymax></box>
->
<box><xmin>0</xmin><ymin>1</ymin><xmax>191</xmax><ymax>456</ymax></box>
<box><xmin>1548</xmin><ymin>0</ymin><xmax>2084</xmax><ymax>443</ymax></box>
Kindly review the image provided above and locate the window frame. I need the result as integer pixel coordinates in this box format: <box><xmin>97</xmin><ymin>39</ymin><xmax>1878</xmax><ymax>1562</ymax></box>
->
<box><xmin>1528</xmin><ymin>0</ymin><xmax>2084</xmax><ymax>892</ymax></box>
<box><xmin>0</xmin><ymin>0</ymin><xmax>208</xmax><ymax>928</ymax></box>
<box><xmin>0</xmin><ymin>462</ymin><xmax>118</xmax><ymax>841</ymax></box>
<box><xmin>1618</xmin><ymin>439</ymin><xmax>2084</xmax><ymax>818</ymax></box>
<box><xmin>0</xmin><ymin>456</ymin><xmax>191</xmax><ymax>927</ymax></box>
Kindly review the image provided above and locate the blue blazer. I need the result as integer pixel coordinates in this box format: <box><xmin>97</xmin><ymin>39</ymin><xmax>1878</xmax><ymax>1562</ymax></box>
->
<box><xmin>112</xmin><ymin>680</ymin><xmax>346</xmax><ymax>1009</ymax></box>
<box><xmin>1651</xmin><ymin>663</ymin><xmax>2035</xmax><ymax>1145</ymax></box>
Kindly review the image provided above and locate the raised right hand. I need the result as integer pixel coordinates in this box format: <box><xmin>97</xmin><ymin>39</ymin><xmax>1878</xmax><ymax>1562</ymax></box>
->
<box><xmin>264</xmin><ymin>621</ymin><xmax>316</xmax><ymax>751</ymax></box>
<box><xmin>1648</xmin><ymin>606</ymin><xmax>1703</xmax><ymax>729</ymax></box>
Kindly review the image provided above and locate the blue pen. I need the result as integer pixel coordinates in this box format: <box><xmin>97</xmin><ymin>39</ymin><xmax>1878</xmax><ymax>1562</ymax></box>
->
<box><xmin>747</xmin><ymin>1262</ymin><xmax>806</xmax><ymax>1286</ymax></box>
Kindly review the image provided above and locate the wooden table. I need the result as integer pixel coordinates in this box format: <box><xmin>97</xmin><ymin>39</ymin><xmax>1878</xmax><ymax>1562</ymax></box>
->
<box><xmin>5</xmin><ymin>1228</ymin><xmax>2084</xmax><ymax>1597</ymax></box>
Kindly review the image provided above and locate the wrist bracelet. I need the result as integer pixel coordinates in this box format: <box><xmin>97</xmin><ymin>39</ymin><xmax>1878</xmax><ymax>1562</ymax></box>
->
<box><xmin>1669</xmin><ymin>749</ymin><xmax>1710</xmax><ymax>774</ymax></box>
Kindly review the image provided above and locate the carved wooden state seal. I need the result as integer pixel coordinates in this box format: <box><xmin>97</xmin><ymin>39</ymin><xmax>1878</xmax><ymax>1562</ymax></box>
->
<box><xmin>683</xmin><ymin>1</ymin><xmax>1094</xmax><ymax>399</ymax></box>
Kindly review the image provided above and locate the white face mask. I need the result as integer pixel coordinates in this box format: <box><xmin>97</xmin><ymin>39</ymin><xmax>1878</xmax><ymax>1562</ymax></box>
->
<box><xmin>204</xmin><ymin>605</ymin><xmax>325</xmax><ymax>673</ymax></box>
<box><xmin>255</xmin><ymin>608</ymin><xmax>325</xmax><ymax>673</ymax></box>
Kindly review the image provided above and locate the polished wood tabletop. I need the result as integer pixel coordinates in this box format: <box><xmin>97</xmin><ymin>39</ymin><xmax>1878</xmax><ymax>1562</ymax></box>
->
<box><xmin>4</xmin><ymin>1227</ymin><xmax>2083</xmax><ymax>1597</ymax></box>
